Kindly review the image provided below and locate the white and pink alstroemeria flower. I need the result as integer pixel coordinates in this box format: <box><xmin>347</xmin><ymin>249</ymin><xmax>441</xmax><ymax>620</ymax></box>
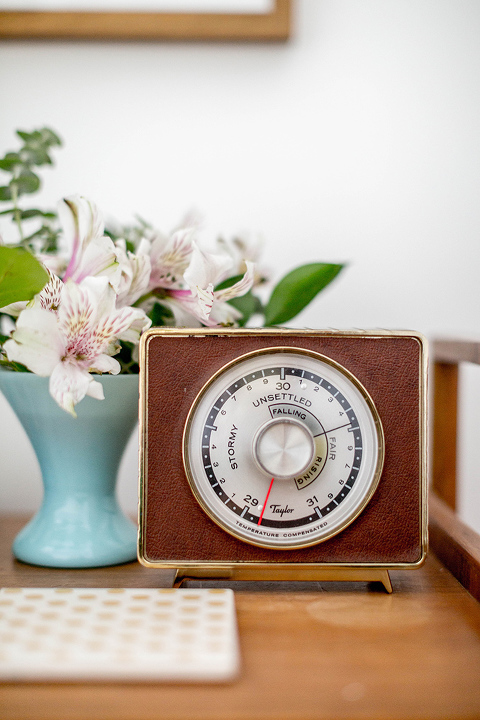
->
<box><xmin>0</xmin><ymin>299</ymin><xmax>28</xmax><ymax>318</ymax></box>
<box><xmin>31</xmin><ymin>268</ymin><xmax>64</xmax><ymax>312</ymax></box>
<box><xmin>60</xmin><ymin>195</ymin><xmax>121</xmax><ymax>290</ymax></box>
<box><xmin>114</xmin><ymin>238</ymin><xmax>152</xmax><ymax>308</ymax></box>
<box><xmin>148</xmin><ymin>227</ymin><xmax>195</xmax><ymax>291</ymax></box>
<box><xmin>216</xmin><ymin>233</ymin><xmax>268</xmax><ymax>288</ymax></box>
<box><xmin>167</xmin><ymin>242</ymin><xmax>255</xmax><ymax>326</ymax></box>
<box><xmin>4</xmin><ymin>276</ymin><xmax>151</xmax><ymax>416</ymax></box>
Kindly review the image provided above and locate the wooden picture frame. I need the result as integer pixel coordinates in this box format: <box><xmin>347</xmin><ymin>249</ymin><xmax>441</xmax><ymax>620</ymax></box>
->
<box><xmin>0</xmin><ymin>0</ymin><xmax>291</xmax><ymax>40</ymax></box>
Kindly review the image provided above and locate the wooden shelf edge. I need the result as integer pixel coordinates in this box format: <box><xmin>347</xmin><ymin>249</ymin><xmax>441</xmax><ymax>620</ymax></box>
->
<box><xmin>429</xmin><ymin>491</ymin><xmax>480</xmax><ymax>602</ymax></box>
<box><xmin>433</xmin><ymin>338</ymin><xmax>480</xmax><ymax>365</ymax></box>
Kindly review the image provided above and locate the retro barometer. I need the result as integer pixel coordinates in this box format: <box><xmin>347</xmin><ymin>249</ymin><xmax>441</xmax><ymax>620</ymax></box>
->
<box><xmin>139</xmin><ymin>329</ymin><xmax>427</xmax><ymax>593</ymax></box>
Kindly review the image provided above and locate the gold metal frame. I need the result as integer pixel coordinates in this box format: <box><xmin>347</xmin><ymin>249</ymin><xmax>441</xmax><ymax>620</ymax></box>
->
<box><xmin>138</xmin><ymin>328</ymin><xmax>428</xmax><ymax>593</ymax></box>
<box><xmin>182</xmin><ymin>345</ymin><xmax>385</xmax><ymax>550</ymax></box>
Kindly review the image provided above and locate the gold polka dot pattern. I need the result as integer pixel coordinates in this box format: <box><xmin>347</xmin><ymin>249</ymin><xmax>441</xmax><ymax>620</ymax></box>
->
<box><xmin>0</xmin><ymin>587</ymin><xmax>239</xmax><ymax>682</ymax></box>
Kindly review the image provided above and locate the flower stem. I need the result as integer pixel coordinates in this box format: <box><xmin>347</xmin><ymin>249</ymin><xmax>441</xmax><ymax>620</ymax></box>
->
<box><xmin>133</xmin><ymin>291</ymin><xmax>154</xmax><ymax>307</ymax></box>
<box><xmin>133</xmin><ymin>288</ymin><xmax>167</xmax><ymax>307</ymax></box>
<box><xmin>10</xmin><ymin>177</ymin><xmax>24</xmax><ymax>243</ymax></box>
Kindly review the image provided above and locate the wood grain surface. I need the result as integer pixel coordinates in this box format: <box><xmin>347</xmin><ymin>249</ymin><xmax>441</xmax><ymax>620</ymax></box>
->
<box><xmin>432</xmin><ymin>361</ymin><xmax>458</xmax><ymax>509</ymax></box>
<box><xmin>429</xmin><ymin>491</ymin><xmax>480</xmax><ymax>603</ymax></box>
<box><xmin>431</xmin><ymin>338</ymin><xmax>480</xmax><ymax>509</ymax></box>
<box><xmin>1</xmin><ymin>513</ymin><xmax>480</xmax><ymax>720</ymax></box>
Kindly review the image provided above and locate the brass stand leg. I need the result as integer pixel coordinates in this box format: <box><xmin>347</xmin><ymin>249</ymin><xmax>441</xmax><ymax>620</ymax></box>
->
<box><xmin>171</xmin><ymin>569</ymin><xmax>393</xmax><ymax>592</ymax></box>
<box><xmin>173</xmin><ymin>573</ymin><xmax>186</xmax><ymax>588</ymax></box>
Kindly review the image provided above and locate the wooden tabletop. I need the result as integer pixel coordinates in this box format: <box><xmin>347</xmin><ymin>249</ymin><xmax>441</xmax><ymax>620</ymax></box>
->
<box><xmin>1</xmin><ymin>513</ymin><xmax>480</xmax><ymax>720</ymax></box>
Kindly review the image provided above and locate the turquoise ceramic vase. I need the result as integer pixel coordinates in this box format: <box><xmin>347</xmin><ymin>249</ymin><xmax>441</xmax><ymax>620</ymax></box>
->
<box><xmin>0</xmin><ymin>371</ymin><xmax>139</xmax><ymax>568</ymax></box>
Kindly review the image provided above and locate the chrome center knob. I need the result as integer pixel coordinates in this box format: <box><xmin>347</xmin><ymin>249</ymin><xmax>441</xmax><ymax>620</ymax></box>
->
<box><xmin>252</xmin><ymin>418</ymin><xmax>316</xmax><ymax>480</ymax></box>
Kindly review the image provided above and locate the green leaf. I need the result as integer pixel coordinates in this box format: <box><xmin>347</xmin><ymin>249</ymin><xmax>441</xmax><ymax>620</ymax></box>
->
<box><xmin>13</xmin><ymin>128</ymin><xmax>61</xmax><ymax>169</ymax></box>
<box><xmin>12</xmin><ymin>171</ymin><xmax>40</xmax><ymax>196</ymax></box>
<box><xmin>0</xmin><ymin>246</ymin><xmax>49</xmax><ymax>307</ymax></box>
<box><xmin>0</xmin><ymin>152</ymin><xmax>22</xmax><ymax>172</ymax></box>
<box><xmin>114</xmin><ymin>341</ymin><xmax>139</xmax><ymax>374</ymax></box>
<box><xmin>0</xmin><ymin>186</ymin><xmax>12</xmax><ymax>201</ymax></box>
<box><xmin>20</xmin><ymin>208</ymin><xmax>48</xmax><ymax>219</ymax></box>
<box><xmin>17</xmin><ymin>128</ymin><xmax>61</xmax><ymax>149</ymax></box>
<box><xmin>0</xmin><ymin>358</ymin><xmax>30</xmax><ymax>372</ymax></box>
<box><xmin>42</xmin><ymin>128</ymin><xmax>62</xmax><ymax>146</ymax></box>
<box><xmin>21</xmin><ymin>147</ymin><xmax>52</xmax><ymax>166</ymax></box>
<box><xmin>263</xmin><ymin>263</ymin><xmax>344</xmax><ymax>326</ymax></box>
<box><xmin>148</xmin><ymin>301</ymin><xmax>174</xmax><ymax>326</ymax></box>
<box><xmin>16</xmin><ymin>130</ymin><xmax>34</xmax><ymax>142</ymax></box>
<box><xmin>228</xmin><ymin>290</ymin><xmax>263</xmax><ymax>327</ymax></box>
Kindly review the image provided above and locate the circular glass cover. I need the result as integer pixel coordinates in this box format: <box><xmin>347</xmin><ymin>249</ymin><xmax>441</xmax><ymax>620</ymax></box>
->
<box><xmin>183</xmin><ymin>347</ymin><xmax>384</xmax><ymax>549</ymax></box>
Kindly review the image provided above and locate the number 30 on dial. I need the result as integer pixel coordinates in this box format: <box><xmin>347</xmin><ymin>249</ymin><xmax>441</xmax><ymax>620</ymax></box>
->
<box><xmin>183</xmin><ymin>348</ymin><xmax>385</xmax><ymax>549</ymax></box>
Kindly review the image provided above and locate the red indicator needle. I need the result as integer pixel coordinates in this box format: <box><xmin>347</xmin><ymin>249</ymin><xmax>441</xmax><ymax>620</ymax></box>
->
<box><xmin>258</xmin><ymin>477</ymin><xmax>275</xmax><ymax>526</ymax></box>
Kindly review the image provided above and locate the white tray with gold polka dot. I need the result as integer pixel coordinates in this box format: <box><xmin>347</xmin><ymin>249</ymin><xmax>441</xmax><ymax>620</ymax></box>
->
<box><xmin>0</xmin><ymin>587</ymin><xmax>239</xmax><ymax>682</ymax></box>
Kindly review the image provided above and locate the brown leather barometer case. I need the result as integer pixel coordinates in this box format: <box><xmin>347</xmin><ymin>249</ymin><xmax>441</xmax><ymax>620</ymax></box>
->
<box><xmin>138</xmin><ymin>329</ymin><xmax>427</xmax><ymax>588</ymax></box>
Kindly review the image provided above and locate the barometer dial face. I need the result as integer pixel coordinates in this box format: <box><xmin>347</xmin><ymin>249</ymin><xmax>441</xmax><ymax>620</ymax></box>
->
<box><xmin>183</xmin><ymin>348</ymin><xmax>384</xmax><ymax>549</ymax></box>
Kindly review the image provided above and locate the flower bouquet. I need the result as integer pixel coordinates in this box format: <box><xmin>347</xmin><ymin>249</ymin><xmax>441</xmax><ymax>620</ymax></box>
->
<box><xmin>0</xmin><ymin>127</ymin><xmax>344</xmax><ymax>417</ymax></box>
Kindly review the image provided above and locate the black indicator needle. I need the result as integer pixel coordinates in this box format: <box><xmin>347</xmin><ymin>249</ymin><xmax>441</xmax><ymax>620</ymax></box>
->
<box><xmin>314</xmin><ymin>422</ymin><xmax>351</xmax><ymax>438</ymax></box>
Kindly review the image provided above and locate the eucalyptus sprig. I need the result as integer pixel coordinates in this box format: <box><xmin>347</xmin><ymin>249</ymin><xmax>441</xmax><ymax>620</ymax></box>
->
<box><xmin>0</xmin><ymin>128</ymin><xmax>62</xmax><ymax>253</ymax></box>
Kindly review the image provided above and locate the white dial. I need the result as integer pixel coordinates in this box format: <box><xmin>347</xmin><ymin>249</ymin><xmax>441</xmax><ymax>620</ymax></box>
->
<box><xmin>183</xmin><ymin>348</ymin><xmax>384</xmax><ymax>549</ymax></box>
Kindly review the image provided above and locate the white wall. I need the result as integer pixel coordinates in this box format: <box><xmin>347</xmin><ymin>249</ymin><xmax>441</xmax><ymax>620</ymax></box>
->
<box><xmin>1</xmin><ymin>0</ymin><xmax>480</xmax><ymax>529</ymax></box>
